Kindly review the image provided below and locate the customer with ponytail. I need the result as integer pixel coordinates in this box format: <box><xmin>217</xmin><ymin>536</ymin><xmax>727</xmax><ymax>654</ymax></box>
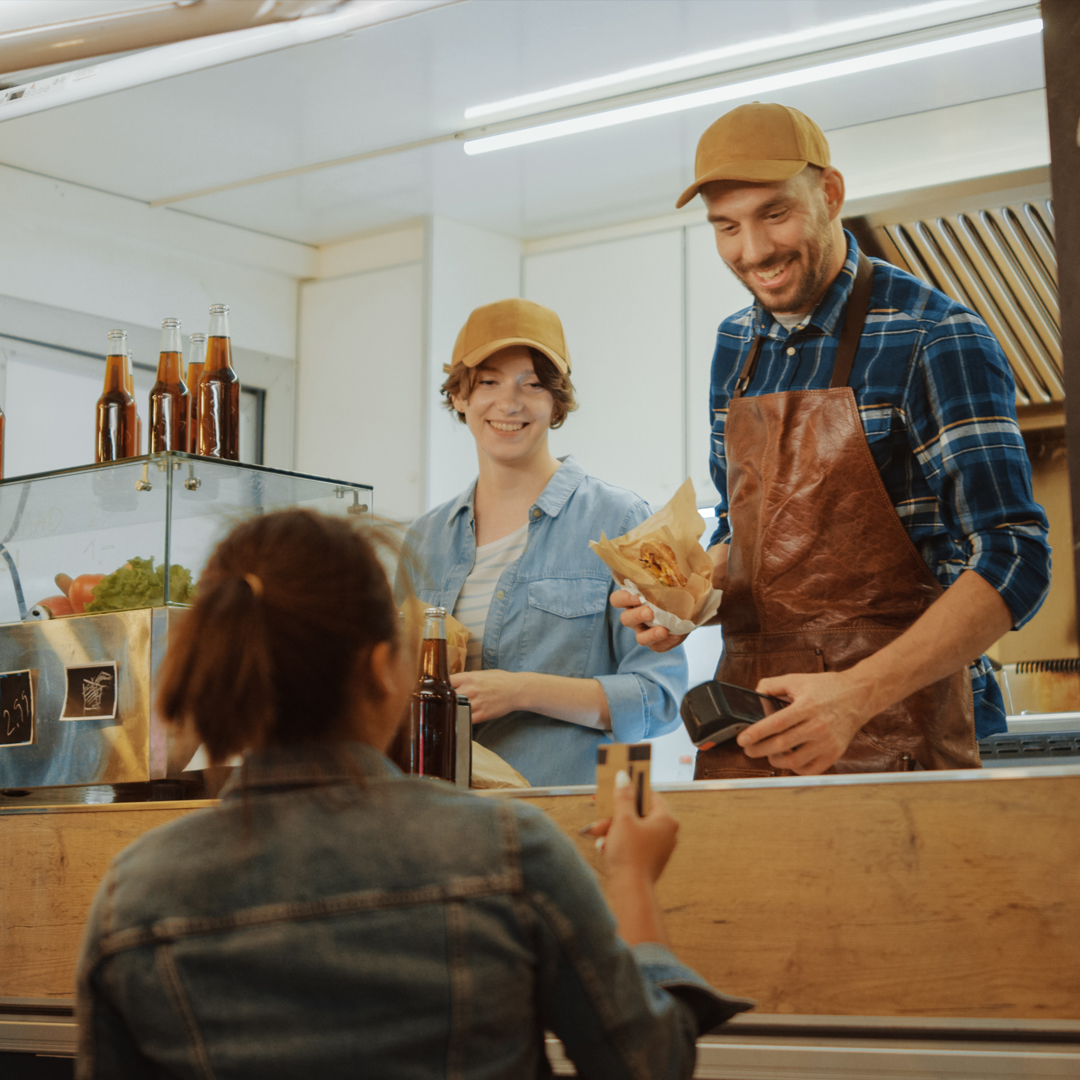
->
<box><xmin>75</xmin><ymin>509</ymin><xmax>749</xmax><ymax>1080</ymax></box>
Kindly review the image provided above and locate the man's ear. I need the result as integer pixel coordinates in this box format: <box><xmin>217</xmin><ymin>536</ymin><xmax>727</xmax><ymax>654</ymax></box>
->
<box><xmin>821</xmin><ymin>166</ymin><xmax>846</xmax><ymax>222</ymax></box>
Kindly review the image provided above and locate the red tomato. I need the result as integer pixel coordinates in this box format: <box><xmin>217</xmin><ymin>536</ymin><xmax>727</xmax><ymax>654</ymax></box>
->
<box><xmin>68</xmin><ymin>573</ymin><xmax>106</xmax><ymax>613</ymax></box>
<box><xmin>34</xmin><ymin>594</ymin><xmax>74</xmax><ymax>617</ymax></box>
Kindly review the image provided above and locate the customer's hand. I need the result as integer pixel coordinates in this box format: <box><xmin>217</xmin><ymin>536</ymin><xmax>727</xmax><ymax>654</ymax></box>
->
<box><xmin>610</xmin><ymin>590</ymin><xmax>688</xmax><ymax>653</ymax></box>
<box><xmin>591</xmin><ymin>773</ymin><xmax>678</xmax><ymax>884</ymax></box>
<box><xmin>449</xmin><ymin>669</ymin><xmax>519</xmax><ymax>723</ymax></box>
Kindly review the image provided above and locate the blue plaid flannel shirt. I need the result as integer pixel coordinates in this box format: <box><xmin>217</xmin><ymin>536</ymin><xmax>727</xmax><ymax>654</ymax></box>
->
<box><xmin>708</xmin><ymin>232</ymin><xmax>1050</xmax><ymax>739</ymax></box>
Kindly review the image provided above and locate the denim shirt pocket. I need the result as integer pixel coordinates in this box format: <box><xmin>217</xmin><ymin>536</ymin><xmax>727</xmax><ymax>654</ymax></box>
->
<box><xmin>522</xmin><ymin>577</ymin><xmax>610</xmax><ymax>679</ymax></box>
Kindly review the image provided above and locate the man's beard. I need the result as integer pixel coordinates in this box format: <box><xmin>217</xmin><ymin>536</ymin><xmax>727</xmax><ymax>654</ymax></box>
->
<box><xmin>728</xmin><ymin>221</ymin><xmax>836</xmax><ymax>315</ymax></box>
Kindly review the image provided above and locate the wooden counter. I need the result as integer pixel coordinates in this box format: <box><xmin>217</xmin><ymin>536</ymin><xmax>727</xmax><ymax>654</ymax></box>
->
<box><xmin>3</xmin><ymin>766</ymin><xmax>1080</xmax><ymax>1018</ymax></box>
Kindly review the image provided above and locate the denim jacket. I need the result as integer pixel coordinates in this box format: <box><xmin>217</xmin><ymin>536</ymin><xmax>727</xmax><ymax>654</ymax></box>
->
<box><xmin>77</xmin><ymin>744</ymin><xmax>751</xmax><ymax>1080</ymax></box>
<box><xmin>401</xmin><ymin>457</ymin><xmax>688</xmax><ymax>785</ymax></box>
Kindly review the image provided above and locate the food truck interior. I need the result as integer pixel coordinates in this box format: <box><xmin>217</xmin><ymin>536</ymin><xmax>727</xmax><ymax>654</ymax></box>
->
<box><xmin>1</xmin><ymin>1</ymin><xmax>1079</xmax><ymax>1076</ymax></box>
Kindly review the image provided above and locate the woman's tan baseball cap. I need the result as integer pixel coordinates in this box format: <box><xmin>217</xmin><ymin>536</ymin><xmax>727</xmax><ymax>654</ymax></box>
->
<box><xmin>675</xmin><ymin>102</ymin><xmax>830</xmax><ymax>209</ymax></box>
<box><xmin>451</xmin><ymin>297</ymin><xmax>571</xmax><ymax>374</ymax></box>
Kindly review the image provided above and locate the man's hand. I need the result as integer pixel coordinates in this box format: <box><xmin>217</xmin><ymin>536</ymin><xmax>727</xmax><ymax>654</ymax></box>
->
<box><xmin>736</xmin><ymin>670</ymin><xmax>874</xmax><ymax>775</ymax></box>
<box><xmin>448</xmin><ymin>669</ymin><xmax>520</xmax><ymax>723</ymax></box>
<box><xmin>610</xmin><ymin>590</ymin><xmax>688</xmax><ymax>652</ymax></box>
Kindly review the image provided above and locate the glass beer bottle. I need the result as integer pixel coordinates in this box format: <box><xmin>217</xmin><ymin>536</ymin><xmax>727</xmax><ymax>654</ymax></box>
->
<box><xmin>185</xmin><ymin>333</ymin><xmax>206</xmax><ymax>453</ymax></box>
<box><xmin>393</xmin><ymin>607</ymin><xmax>457</xmax><ymax>781</ymax></box>
<box><xmin>95</xmin><ymin>330</ymin><xmax>137</xmax><ymax>462</ymax></box>
<box><xmin>149</xmin><ymin>318</ymin><xmax>189</xmax><ymax>452</ymax></box>
<box><xmin>197</xmin><ymin>304</ymin><xmax>240</xmax><ymax>459</ymax></box>
<box><xmin>125</xmin><ymin>361</ymin><xmax>142</xmax><ymax>456</ymax></box>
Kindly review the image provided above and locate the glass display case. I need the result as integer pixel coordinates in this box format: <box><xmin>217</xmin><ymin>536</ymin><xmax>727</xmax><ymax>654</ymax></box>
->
<box><xmin>0</xmin><ymin>453</ymin><xmax>373</xmax><ymax>790</ymax></box>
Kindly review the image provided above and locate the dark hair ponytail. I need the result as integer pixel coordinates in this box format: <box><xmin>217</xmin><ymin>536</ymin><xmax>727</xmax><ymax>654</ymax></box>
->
<box><xmin>158</xmin><ymin>509</ymin><xmax>397</xmax><ymax>764</ymax></box>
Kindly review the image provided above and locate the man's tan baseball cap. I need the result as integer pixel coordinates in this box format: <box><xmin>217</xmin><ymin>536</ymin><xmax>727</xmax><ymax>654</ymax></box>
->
<box><xmin>675</xmin><ymin>102</ymin><xmax>830</xmax><ymax>209</ymax></box>
<box><xmin>451</xmin><ymin>297</ymin><xmax>571</xmax><ymax>374</ymax></box>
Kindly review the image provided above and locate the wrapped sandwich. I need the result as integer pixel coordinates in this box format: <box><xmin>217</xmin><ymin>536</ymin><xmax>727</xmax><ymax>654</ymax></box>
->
<box><xmin>589</xmin><ymin>478</ymin><xmax>722</xmax><ymax>635</ymax></box>
<box><xmin>398</xmin><ymin>596</ymin><xmax>471</xmax><ymax>675</ymax></box>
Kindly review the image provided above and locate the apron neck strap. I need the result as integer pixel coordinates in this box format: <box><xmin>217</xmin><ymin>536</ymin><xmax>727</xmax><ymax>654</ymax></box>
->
<box><xmin>830</xmin><ymin>251</ymin><xmax>874</xmax><ymax>389</ymax></box>
<box><xmin>731</xmin><ymin>252</ymin><xmax>875</xmax><ymax>400</ymax></box>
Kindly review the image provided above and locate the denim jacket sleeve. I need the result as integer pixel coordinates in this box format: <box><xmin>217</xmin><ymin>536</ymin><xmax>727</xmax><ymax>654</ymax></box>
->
<box><xmin>593</xmin><ymin>499</ymin><xmax>689</xmax><ymax>744</ymax></box>
<box><xmin>514</xmin><ymin>802</ymin><xmax>752</xmax><ymax>1079</ymax></box>
<box><xmin>76</xmin><ymin>869</ymin><xmax>158</xmax><ymax>1080</ymax></box>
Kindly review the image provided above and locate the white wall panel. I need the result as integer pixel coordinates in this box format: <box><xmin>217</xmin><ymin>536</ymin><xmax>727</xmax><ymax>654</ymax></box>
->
<box><xmin>427</xmin><ymin>218</ymin><xmax>522</xmax><ymax>511</ymax></box>
<box><xmin>684</xmin><ymin>222</ymin><xmax>754</xmax><ymax>516</ymax></box>
<box><xmin>297</xmin><ymin>262</ymin><xmax>423</xmax><ymax>521</ymax></box>
<box><xmin>523</xmin><ymin>231</ymin><xmax>684</xmax><ymax>510</ymax></box>
<box><xmin>0</xmin><ymin>164</ymin><xmax>309</xmax><ymax>360</ymax></box>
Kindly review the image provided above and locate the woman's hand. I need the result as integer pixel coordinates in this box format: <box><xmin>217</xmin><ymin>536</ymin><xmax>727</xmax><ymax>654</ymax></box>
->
<box><xmin>610</xmin><ymin>590</ymin><xmax>688</xmax><ymax>653</ymax></box>
<box><xmin>589</xmin><ymin>774</ymin><xmax>679</xmax><ymax>884</ymax></box>
<box><xmin>449</xmin><ymin>669</ymin><xmax>521</xmax><ymax>723</ymax></box>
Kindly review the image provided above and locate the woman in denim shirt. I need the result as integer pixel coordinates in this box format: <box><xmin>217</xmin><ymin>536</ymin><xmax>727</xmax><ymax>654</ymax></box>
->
<box><xmin>403</xmin><ymin>299</ymin><xmax>687</xmax><ymax>786</ymax></box>
<box><xmin>76</xmin><ymin>510</ymin><xmax>750</xmax><ymax>1079</ymax></box>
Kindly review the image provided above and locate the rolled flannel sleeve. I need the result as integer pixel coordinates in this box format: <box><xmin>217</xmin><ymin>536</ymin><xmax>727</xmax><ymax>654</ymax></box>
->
<box><xmin>905</xmin><ymin>312</ymin><xmax>1051</xmax><ymax>627</ymax></box>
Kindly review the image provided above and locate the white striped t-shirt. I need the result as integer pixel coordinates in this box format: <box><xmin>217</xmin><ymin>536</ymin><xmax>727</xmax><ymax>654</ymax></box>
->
<box><xmin>454</xmin><ymin>523</ymin><xmax>529</xmax><ymax>671</ymax></box>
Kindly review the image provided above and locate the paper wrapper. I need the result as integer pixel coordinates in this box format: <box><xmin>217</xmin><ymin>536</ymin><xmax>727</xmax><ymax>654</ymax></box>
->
<box><xmin>589</xmin><ymin>477</ymin><xmax>722</xmax><ymax>635</ymax></box>
<box><xmin>470</xmin><ymin>741</ymin><xmax>530</xmax><ymax>789</ymax></box>
<box><xmin>399</xmin><ymin>597</ymin><xmax>471</xmax><ymax>675</ymax></box>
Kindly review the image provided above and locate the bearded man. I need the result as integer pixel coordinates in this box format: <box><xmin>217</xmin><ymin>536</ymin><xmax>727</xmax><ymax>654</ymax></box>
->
<box><xmin>614</xmin><ymin>102</ymin><xmax>1051</xmax><ymax>779</ymax></box>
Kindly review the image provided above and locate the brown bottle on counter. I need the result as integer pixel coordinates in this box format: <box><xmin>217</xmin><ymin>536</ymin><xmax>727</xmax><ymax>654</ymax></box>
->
<box><xmin>149</xmin><ymin>318</ymin><xmax>189</xmax><ymax>452</ymax></box>
<box><xmin>391</xmin><ymin>607</ymin><xmax>457</xmax><ymax>781</ymax></box>
<box><xmin>185</xmin><ymin>332</ymin><xmax>206</xmax><ymax>453</ymax></box>
<box><xmin>95</xmin><ymin>330</ymin><xmax>137</xmax><ymax>463</ymax></box>
<box><xmin>197</xmin><ymin>304</ymin><xmax>240</xmax><ymax>459</ymax></box>
<box><xmin>125</xmin><ymin>359</ymin><xmax>142</xmax><ymax>456</ymax></box>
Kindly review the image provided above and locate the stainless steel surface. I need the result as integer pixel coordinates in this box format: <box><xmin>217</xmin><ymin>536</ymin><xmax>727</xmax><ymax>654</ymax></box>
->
<box><xmin>853</xmin><ymin>172</ymin><xmax>1059</xmax><ymax>413</ymax></box>
<box><xmin>546</xmin><ymin>1015</ymin><xmax>1080</xmax><ymax>1077</ymax></box>
<box><xmin>6</xmin><ymin>997</ymin><xmax>1080</xmax><ymax>1076</ymax></box>
<box><xmin>479</xmin><ymin>762</ymin><xmax>1080</xmax><ymax>799</ymax></box>
<box><xmin>997</xmin><ymin>660</ymin><xmax>1080</xmax><ymax>715</ymax></box>
<box><xmin>881</xmin><ymin>200</ymin><xmax>1059</xmax><ymax>407</ymax></box>
<box><xmin>0</xmin><ymin>608</ymin><xmax>194</xmax><ymax>788</ymax></box>
<box><xmin>1007</xmin><ymin>711</ymin><xmax>1080</xmax><ymax>732</ymax></box>
<box><xmin>455</xmin><ymin>697</ymin><xmax>471</xmax><ymax>789</ymax></box>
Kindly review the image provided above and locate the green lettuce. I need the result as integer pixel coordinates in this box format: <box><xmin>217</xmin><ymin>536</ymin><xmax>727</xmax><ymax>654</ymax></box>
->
<box><xmin>86</xmin><ymin>556</ymin><xmax>196</xmax><ymax>612</ymax></box>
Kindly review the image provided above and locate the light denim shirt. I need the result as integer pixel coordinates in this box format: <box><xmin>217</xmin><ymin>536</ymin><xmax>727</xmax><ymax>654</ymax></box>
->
<box><xmin>401</xmin><ymin>457</ymin><xmax>688</xmax><ymax>786</ymax></box>
<box><xmin>76</xmin><ymin>744</ymin><xmax>752</xmax><ymax>1080</ymax></box>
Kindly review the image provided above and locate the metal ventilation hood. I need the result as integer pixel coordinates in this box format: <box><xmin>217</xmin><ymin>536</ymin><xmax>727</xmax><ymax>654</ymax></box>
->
<box><xmin>845</xmin><ymin>167</ymin><xmax>1059</xmax><ymax>414</ymax></box>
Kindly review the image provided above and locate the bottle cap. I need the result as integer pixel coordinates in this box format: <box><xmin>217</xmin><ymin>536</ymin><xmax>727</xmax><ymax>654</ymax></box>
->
<box><xmin>424</xmin><ymin>607</ymin><xmax>447</xmax><ymax>617</ymax></box>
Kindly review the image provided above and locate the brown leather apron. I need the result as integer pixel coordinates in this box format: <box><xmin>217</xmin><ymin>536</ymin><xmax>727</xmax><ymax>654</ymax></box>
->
<box><xmin>696</xmin><ymin>254</ymin><xmax>979</xmax><ymax>780</ymax></box>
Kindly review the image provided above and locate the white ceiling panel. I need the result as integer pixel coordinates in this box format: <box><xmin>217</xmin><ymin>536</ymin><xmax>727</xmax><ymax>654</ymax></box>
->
<box><xmin>0</xmin><ymin>0</ymin><xmax>1046</xmax><ymax>244</ymax></box>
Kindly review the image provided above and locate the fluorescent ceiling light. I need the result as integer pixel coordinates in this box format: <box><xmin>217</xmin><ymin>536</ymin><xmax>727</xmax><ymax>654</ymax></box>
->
<box><xmin>463</xmin><ymin>18</ymin><xmax>1042</xmax><ymax>156</ymax></box>
<box><xmin>464</xmin><ymin>0</ymin><xmax>984</xmax><ymax>120</ymax></box>
<box><xmin>0</xmin><ymin>0</ymin><xmax>456</xmax><ymax>123</ymax></box>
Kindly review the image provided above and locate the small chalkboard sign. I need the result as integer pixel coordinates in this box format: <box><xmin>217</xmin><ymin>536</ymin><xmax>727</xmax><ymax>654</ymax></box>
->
<box><xmin>0</xmin><ymin>670</ymin><xmax>35</xmax><ymax>748</ymax></box>
<box><xmin>61</xmin><ymin>662</ymin><xmax>118</xmax><ymax>721</ymax></box>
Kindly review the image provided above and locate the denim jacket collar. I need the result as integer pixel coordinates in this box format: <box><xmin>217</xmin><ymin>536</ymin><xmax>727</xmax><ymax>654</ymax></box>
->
<box><xmin>534</xmin><ymin>455</ymin><xmax>586</xmax><ymax>519</ymax></box>
<box><xmin>219</xmin><ymin>741</ymin><xmax>397</xmax><ymax>799</ymax></box>
<box><xmin>444</xmin><ymin>454</ymin><xmax>587</xmax><ymax>524</ymax></box>
<box><xmin>753</xmin><ymin>230</ymin><xmax>860</xmax><ymax>339</ymax></box>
